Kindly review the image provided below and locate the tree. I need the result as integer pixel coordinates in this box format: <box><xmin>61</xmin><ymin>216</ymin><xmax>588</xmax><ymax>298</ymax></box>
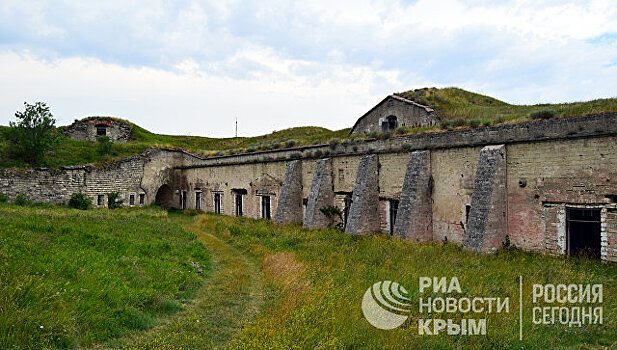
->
<box><xmin>7</xmin><ymin>102</ymin><xmax>60</xmax><ymax>165</ymax></box>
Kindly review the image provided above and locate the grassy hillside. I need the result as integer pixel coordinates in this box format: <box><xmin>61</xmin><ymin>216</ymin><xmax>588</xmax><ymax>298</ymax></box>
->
<box><xmin>0</xmin><ymin>205</ymin><xmax>210</xmax><ymax>348</ymax></box>
<box><xmin>396</xmin><ymin>87</ymin><xmax>617</xmax><ymax>124</ymax></box>
<box><xmin>0</xmin><ymin>124</ymin><xmax>349</xmax><ymax>169</ymax></box>
<box><xmin>2</xmin><ymin>86</ymin><xmax>616</xmax><ymax>169</ymax></box>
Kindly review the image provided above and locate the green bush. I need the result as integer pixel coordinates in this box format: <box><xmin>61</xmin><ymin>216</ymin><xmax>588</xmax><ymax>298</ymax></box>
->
<box><xmin>482</xmin><ymin>121</ymin><xmax>491</xmax><ymax>127</ymax></box>
<box><xmin>469</xmin><ymin>119</ymin><xmax>481</xmax><ymax>128</ymax></box>
<box><xmin>284</xmin><ymin>139</ymin><xmax>296</xmax><ymax>148</ymax></box>
<box><xmin>440</xmin><ymin>120</ymin><xmax>452</xmax><ymax>129</ymax></box>
<box><xmin>0</xmin><ymin>193</ymin><xmax>7</xmax><ymax>203</ymax></box>
<box><xmin>107</xmin><ymin>192</ymin><xmax>123</xmax><ymax>209</ymax></box>
<box><xmin>97</xmin><ymin>136</ymin><xmax>113</xmax><ymax>155</ymax></box>
<box><xmin>328</xmin><ymin>139</ymin><xmax>339</xmax><ymax>149</ymax></box>
<box><xmin>68</xmin><ymin>192</ymin><xmax>91</xmax><ymax>210</ymax></box>
<box><xmin>396</xmin><ymin>126</ymin><xmax>411</xmax><ymax>135</ymax></box>
<box><xmin>529</xmin><ymin>109</ymin><xmax>557</xmax><ymax>120</ymax></box>
<box><xmin>452</xmin><ymin>118</ymin><xmax>467</xmax><ymax>127</ymax></box>
<box><xmin>15</xmin><ymin>194</ymin><xmax>29</xmax><ymax>206</ymax></box>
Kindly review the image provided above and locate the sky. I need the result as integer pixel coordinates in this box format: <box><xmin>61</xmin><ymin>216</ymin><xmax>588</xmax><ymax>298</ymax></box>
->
<box><xmin>0</xmin><ymin>0</ymin><xmax>616</xmax><ymax>137</ymax></box>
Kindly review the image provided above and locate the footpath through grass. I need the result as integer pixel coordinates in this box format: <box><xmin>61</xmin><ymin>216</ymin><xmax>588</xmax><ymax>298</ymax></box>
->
<box><xmin>193</xmin><ymin>214</ymin><xmax>617</xmax><ymax>349</ymax></box>
<box><xmin>0</xmin><ymin>205</ymin><xmax>210</xmax><ymax>348</ymax></box>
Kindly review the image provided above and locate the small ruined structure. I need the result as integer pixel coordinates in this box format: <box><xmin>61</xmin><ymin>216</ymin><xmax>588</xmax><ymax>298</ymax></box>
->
<box><xmin>349</xmin><ymin>95</ymin><xmax>439</xmax><ymax>135</ymax></box>
<box><xmin>1</xmin><ymin>97</ymin><xmax>617</xmax><ymax>263</ymax></box>
<box><xmin>62</xmin><ymin>117</ymin><xmax>132</xmax><ymax>142</ymax></box>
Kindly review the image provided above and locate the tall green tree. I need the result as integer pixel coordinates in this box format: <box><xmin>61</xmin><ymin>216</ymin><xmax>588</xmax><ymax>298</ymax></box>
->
<box><xmin>7</xmin><ymin>102</ymin><xmax>60</xmax><ymax>165</ymax></box>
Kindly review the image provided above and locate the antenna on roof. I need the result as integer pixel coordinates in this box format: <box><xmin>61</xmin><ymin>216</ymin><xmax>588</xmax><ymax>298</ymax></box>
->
<box><xmin>235</xmin><ymin>117</ymin><xmax>238</xmax><ymax>137</ymax></box>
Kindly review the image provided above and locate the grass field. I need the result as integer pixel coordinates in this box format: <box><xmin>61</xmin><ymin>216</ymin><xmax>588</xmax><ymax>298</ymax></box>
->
<box><xmin>0</xmin><ymin>205</ymin><xmax>210</xmax><ymax>349</ymax></box>
<box><xmin>1</xmin><ymin>206</ymin><xmax>616</xmax><ymax>349</ymax></box>
<box><xmin>194</xmin><ymin>214</ymin><xmax>616</xmax><ymax>349</ymax></box>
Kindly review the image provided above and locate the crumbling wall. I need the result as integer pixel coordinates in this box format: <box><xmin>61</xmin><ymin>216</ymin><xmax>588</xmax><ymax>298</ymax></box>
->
<box><xmin>62</xmin><ymin>117</ymin><xmax>133</xmax><ymax>143</ymax></box>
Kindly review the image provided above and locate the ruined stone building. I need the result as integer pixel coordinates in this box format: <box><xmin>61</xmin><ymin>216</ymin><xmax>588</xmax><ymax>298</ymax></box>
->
<box><xmin>349</xmin><ymin>95</ymin><xmax>439</xmax><ymax>135</ymax></box>
<box><xmin>61</xmin><ymin>117</ymin><xmax>132</xmax><ymax>142</ymax></box>
<box><xmin>1</xmin><ymin>99</ymin><xmax>616</xmax><ymax>262</ymax></box>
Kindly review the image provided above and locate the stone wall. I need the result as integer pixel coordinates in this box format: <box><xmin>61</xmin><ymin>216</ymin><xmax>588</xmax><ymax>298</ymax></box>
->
<box><xmin>61</xmin><ymin>117</ymin><xmax>133</xmax><ymax>142</ymax></box>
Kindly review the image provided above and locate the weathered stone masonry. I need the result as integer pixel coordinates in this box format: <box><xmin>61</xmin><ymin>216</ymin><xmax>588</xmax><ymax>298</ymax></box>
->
<box><xmin>2</xmin><ymin>113</ymin><xmax>617</xmax><ymax>262</ymax></box>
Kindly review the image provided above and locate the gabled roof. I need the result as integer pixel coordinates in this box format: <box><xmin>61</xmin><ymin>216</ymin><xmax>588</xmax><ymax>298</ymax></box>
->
<box><xmin>349</xmin><ymin>95</ymin><xmax>434</xmax><ymax>134</ymax></box>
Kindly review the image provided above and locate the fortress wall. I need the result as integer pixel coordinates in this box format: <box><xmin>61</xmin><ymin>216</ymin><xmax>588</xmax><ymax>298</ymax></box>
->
<box><xmin>506</xmin><ymin>135</ymin><xmax>617</xmax><ymax>254</ymax></box>
<box><xmin>180</xmin><ymin>160</ymin><xmax>288</xmax><ymax>218</ymax></box>
<box><xmin>0</xmin><ymin>156</ymin><xmax>145</xmax><ymax>206</ymax></box>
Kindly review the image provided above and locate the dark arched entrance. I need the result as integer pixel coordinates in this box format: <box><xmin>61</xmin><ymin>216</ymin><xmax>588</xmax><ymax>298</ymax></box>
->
<box><xmin>155</xmin><ymin>184</ymin><xmax>174</xmax><ymax>208</ymax></box>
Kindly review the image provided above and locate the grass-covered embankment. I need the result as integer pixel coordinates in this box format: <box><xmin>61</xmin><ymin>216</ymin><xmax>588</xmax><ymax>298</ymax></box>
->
<box><xmin>0</xmin><ymin>205</ymin><xmax>210</xmax><ymax>348</ymax></box>
<box><xmin>193</xmin><ymin>214</ymin><xmax>617</xmax><ymax>349</ymax></box>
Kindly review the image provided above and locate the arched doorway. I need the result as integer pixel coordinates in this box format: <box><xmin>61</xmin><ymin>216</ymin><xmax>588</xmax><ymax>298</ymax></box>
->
<box><xmin>155</xmin><ymin>184</ymin><xmax>174</xmax><ymax>208</ymax></box>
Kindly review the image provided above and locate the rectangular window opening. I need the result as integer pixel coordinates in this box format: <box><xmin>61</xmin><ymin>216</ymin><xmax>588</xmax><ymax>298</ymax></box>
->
<box><xmin>214</xmin><ymin>193</ymin><xmax>221</xmax><ymax>214</ymax></box>
<box><xmin>195</xmin><ymin>191</ymin><xmax>201</xmax><ymax>210</ymax></box>
<box><xmin>566</xmin><ymin>208</ymin><xmax>601</xmax><ymax>259</ymax></box>
<box><xmin>139</xmin><ymin>193</ymin><xmax>145</xmax><ymax>205</ymax></box>
<box><xmin>389</xmin><ymin>199</ymin><xmax>399</xmax><ymax>235</ymax></box>
<box><xmin>97</xmin><ymin>194</ymin><xmax>104</xmax><ymax>206</ymax></box>
<box><xmin>262</xmin><ymin>195</ymin><xmax>271</xmax><ymax>219</ymax></box>
<box><xmin>129</xmin><ymin>194</ymin><xmax>135</xmax><ymax>206</ymax></box>
<box><xmin>235</xmin><ymin>193</ymin><xmax>243</xmax><ymax>217</ymax></box>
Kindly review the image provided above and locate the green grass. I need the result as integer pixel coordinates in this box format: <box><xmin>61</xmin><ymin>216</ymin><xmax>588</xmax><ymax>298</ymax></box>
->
<box><xmin>0</xmin><ymin>205</ymin><xmax>210</xmax><ymax>348</ymax></box>
<box><xmin>192</xmin><ymin>214</ymin><xmax>616</xmax><ymax>349</ymax></box>
<box><xmin>396</xmin><ymin>87</ymin><xmax>617</xmax><ymax>124</ymax></box>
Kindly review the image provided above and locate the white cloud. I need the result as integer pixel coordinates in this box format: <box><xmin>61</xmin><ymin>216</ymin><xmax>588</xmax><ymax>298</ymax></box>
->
<box><xmin>0</xmin><ymin>51</ymin><xmax>405</xmax><ymax>137</ymax></box>
<box><xmin>0</xmin><ymin>0</ymin><xmax>616</xmax><ymax>136</ymax></box>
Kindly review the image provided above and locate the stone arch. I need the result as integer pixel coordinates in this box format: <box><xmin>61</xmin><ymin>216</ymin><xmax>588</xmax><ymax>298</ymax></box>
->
<box><xmin>155</xmin><ymin>184</ymin><xmax>174</xmax><ymax>208</ymax></box>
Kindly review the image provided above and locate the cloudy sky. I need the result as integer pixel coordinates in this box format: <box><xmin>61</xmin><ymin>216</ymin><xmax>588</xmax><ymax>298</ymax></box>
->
<box><xmin>0</xmin><ymin>1</ymin><xmax>616</xmax><ymax>137</ymax></box>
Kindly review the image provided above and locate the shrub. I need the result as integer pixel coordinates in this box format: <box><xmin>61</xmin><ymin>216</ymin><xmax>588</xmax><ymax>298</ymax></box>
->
<box><xmin>329</xmin><ymin>139</ymin><xmax>339</xmax><ymax>149</ymax></box>
<box><xmin>396</xmin><ymin>126</ymin><xmax>411</xmax><ymax>135</ymax></box>
<box><xmin>341</xmin><ymin>139</ymin><xmax>350</xmax><ymax>147</ymax></box>
<box><xmin>483</xmin><ymin>121</ymin><xmax>491</xmax><ymax>127</ymax></box>
<box><xmin>68</xmin><ymin>192</ymin><xmax>91</xmax><ymax>210</ymax></box>
<box><xmin>365</xmin><ymin>131</ymin><xmax>378</xmax><ymax>139</ymax></box>
<box><xmin>379</xmin><ymin>132</ymin><xmax>392</xmax><ymax>140</ymax></box>
<box><xmin>320</xmin><ymin>205</ymin><xmax>343</xmax><ymax>229</ymax></box>
<box><xmin>284</xmin><ymin>139</ymin><xmax>296</xmax><ymax>148</ymax></box>
<box><xmin>495</xmin><ymin>116</ymin><xmax>505</xmax><ymax>124</ymax></box>
<box><xmin>97</xmin><ymin>136</ymin><xmax>113</xmax><ymax>155</ymax></box>
<box><xmin>529</xmin><ymin>109</ymin><xmax>557</xmax><ymax>120</ymax></box>
<box><xmin>15</xmin><ymin>194</ymin><xmax>29</xmax><ymax>206</ymax></box>
<box><xmin>314</xmin><ymin>150</ymin><xmax>323</xmax><ymax>158</ymax></box>
<box><xmin>440</xmin><ymin>120</ymin><xmax>452</xmax><ymax>129</ymax></box>
<box><xmin>0</xmin><ymin>193</ymin><xmax>7</xmax><ymax>203</ymax></box>
<box><xmin>312</xmin><ymin>140</ymin><xmax>319</xmax><ymax>145</ymax></box>
<box><xmin>469</xmin><ymin>119</ymin><xmax>481</xmax><ymax>128</ymax></box>
<box><xmin>452</xmin><ymin>118</ymin><xmax>467</xmax><ymax>127</ymax></box>
<box><xmin>107</xmin><ymin>192</ymin><xmax>123</xmax><ymax>209</ymax></box>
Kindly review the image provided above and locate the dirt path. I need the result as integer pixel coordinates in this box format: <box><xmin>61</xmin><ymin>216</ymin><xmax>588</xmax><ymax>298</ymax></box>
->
<box><xmin>111</xmin><ymin>216</ymin><xmax>265</xmax><ymax>349</ymax></box>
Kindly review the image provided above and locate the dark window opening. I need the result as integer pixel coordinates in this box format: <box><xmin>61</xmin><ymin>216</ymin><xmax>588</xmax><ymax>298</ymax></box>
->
<box><xmin>343</xmin><ymin>195</ymin><xmax>352</xmax><ymax>229</ymax></box>
<box><xmin>96</xmin><ymin>126</ymin><xmax>107</xmax><ymax>136</ymax></box>
<box><xmin>214</xmin><ymin>193</ymin><xmax>221</xmax><ymax>214</ymax></box>
<box><xmin>567</xmin><ymin>208</ymin><xmax>601</xmax><ymax>259</ymax></box>
<box><xmin>97</xmin><ymin>194</ymin><xmax>104</xmax><ymax>206</ymax></box>
<box><xmin>465</xmin><ymin>204</ymin><xmax>471</xmax><ymax>224</ymax></box>
<box><xmin>235</xmin><ymin>193</ymin><xmax>243</xmax><ymax>217</ymax></box>
<box><xmin>389</xmin><ymin>199</ymin><xmax>399</xmax><ymax>235</ymax></box>
<box><xmin>139</xmin><ymin>193</ymin><xmax>145</xmax><ymax>205</ymax></box>
<box><xmin>262</xmin><ymin>196</ymin><xmax>271</xmax><ymax>219</ymax></box>
<box><xmin>179</xmin><ymin>191</ymin><xmax>187</xmax><ymax>210</ymax></box>
<box><xmin>129</xmin><ymin>194</ymin><xmax>135</xmax><ymax>205</ymax></box>
<box><xmin>195</xmin><ymin>192</ymin><xmax>201</xmax><ymax>210</ymax></box>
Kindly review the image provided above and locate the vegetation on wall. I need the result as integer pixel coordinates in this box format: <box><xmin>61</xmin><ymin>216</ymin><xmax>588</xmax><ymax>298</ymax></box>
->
<box><xmin>396</xmin><ymin>87</ymin><xmax>617</xmax><ymax>124</ymax></box>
